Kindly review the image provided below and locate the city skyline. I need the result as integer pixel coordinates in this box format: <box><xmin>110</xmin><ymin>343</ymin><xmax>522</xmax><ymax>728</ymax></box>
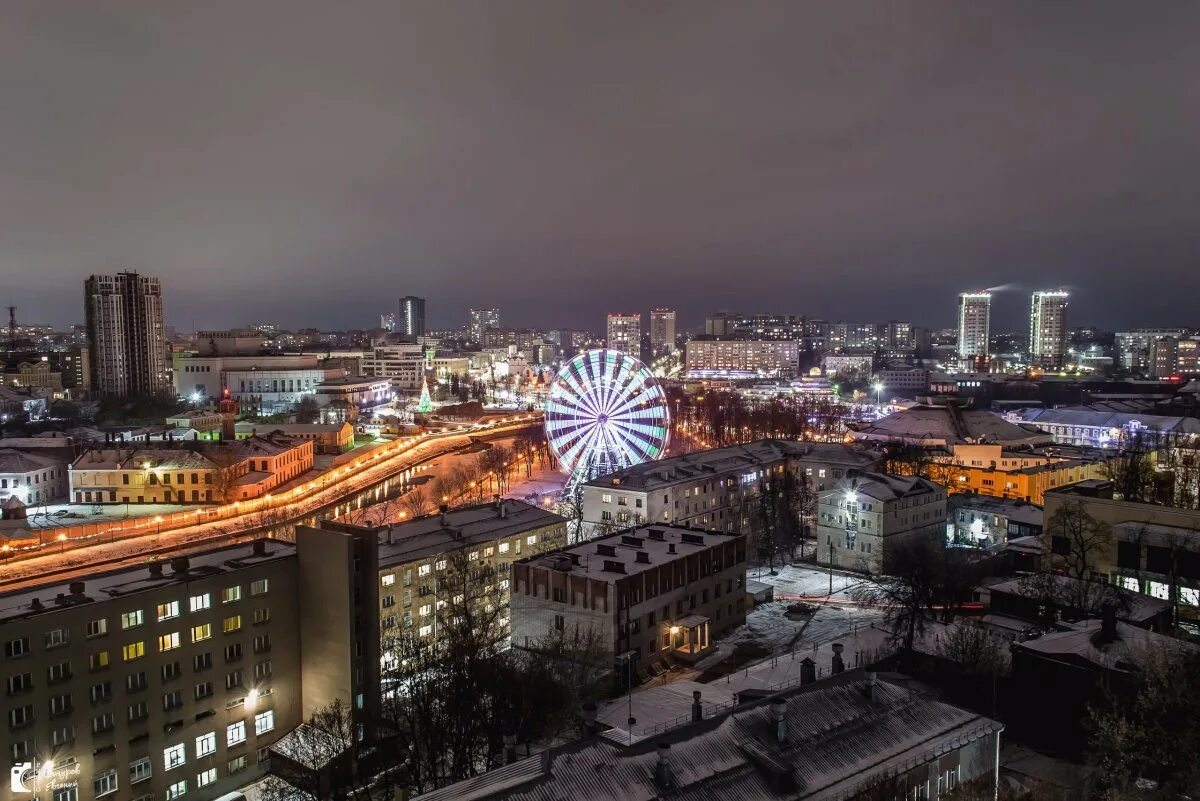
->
<box><xmin>4</xmin><ymin>3</ymin><xmax>1200</xmax><ymax>331</ymax></box>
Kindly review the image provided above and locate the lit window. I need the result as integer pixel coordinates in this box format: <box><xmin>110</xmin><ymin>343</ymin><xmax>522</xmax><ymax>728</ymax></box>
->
<box><xmin>189</xmin><ymin>593</ymin><xmax>211</xmax><ymax>613</ymax></box>
<box><xmin>418</xmin><ymin>564</ymin><xmax>431</xmax><ymax>577</ymax></box>
<box><xmin>526</xmin><ymin>535</ymin><xmax>537</xmax><ymax>546</ymax></box>
<box><xmin>1181</xmin><ymin>587</ymin><xmax>1199</xmax><ymax>606</ymax></box>
<box><xmin>498</xmin><ymin>542</ymin><xmax>510</xmax><ymax>554</ymax></box>
<box><xmin>223</xmin><ymin>616</ymin><xmax>242</xmax><ymax>634</ymax></box>
<box><xmin>254</xmin><ymin>709</ymin><xmax>275</xmax><ymax>736</ymax></box>
<box><xmin>250</xmin><ymin>579</ymin><xmax>269</xmax><ymax>596</ymax></box>
<box><xmin>121</xmin><ymin>610</ymin><xmax>144</xmax><ymax>629</ymax></box>
<box><xmin>197</xmin><ymin>768</ymin><xmax>217</xmax><ymax>788</ymax></box>
<box><xmin>381</xmin><ymin>573</ymin><xmax>396</xmax><ymax>586</ymax></box>
<box><xmin>158</xmin><ymin>632</ymin><xmax>180</xmax><ymax>652</ymax></box>
<box><xmin>164</xmin><ymin>742</ymin><xmax>187</xmax><ymax>770</ymax></box>
<box><xmin>227</xmin><ymin>720</ymin><xmax>246</xmax><ymax>746</ymax></box>
<box><xmin>191</xmin><ymin>624</ymin><xmax>211</xmax><ymax>643</ymax></box>
<box><xmin>195</xmin><ymin>732</ymin><xmax>216</xmax><ymax>758</ymax></box>
<box><xmin>222</xmin><ymin>586</ymin><xmax>242</xmax><ymax>604</ymax></box>
<box><xmin>166</xmin><ymin>779</ymin><xmax>187</xmax><ymax>799</ymax></box>
<box><xmin>93</xmin><ymin>768</ymin><xmax>119</xmax><ymax>797</ymax></box>
<box><xmin>123</xmin><ymin>642</ymin><xmax>145</xmax><ymax>661</ymax></box>
<box><xmin>1149</xmin><ymin>581</ymin><xmax>1170</xmax><ymax>600</ymax></box>
<box><xmin>419</xmin><ymin>604</ymin><xmax>432</xmax><ymax>617</ymax></box>
<box><xmin>157</xmin><ymin>601</ymin><xmax>180</xmax><ymax>621</ymax></box>
<box><xmin>435</xmin><ymin>559</ymin><xmax>447</xmax><ymax>571</ymax></box>
<box><xmin>418</xmin><ymin>625</ymin><xmax>433</xmax><ymax>637</ymax></box>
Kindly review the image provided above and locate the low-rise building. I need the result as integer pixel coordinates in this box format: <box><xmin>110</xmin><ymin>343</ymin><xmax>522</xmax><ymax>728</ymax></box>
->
<box><xmin>165</xmin><ymin>409</ymin><xmax>224</xmax><ymax>438</ymax></box>
<box><xmin>581</xmin><ymin>439</ymin><xmax>880</xmax><ymax>537</ymax></box>
<box><xmin>817</xmin><ymin>472</ymin><xmax>947</xmax><ymax>574</ymax></box>
<box><xmin>0</xmin><ymin>449</ymin><xmax>69</xmax><ymax>506</ymax></box>
<box><xmin>1011</xmin><ymin>406</ymin><xmax>1200</xmax><ymax>450</ymax></box>
<box><xmin>234</xmin><ymin>422</ymin><xmax>354</xmax><ymax>455</ymax></box>
<box><xmin>946</xmin><ymin>494</ymin><xmax>1042</xmax><ymax>547</ymax></box>
<box><xmin>511</xmin><ymin>524</ymin><xmax>747</xmax><ymax>670</ymax></box>
<box><xmin>414</xmin><ymin>672</ymin><xmax>1002</xmax><ymax>801</ymax></box>
<box><xmin>1043</xmin><ymin>486</ymin><xmax>1200</xmax><ymax>629</ymax></box>
<box><xmin>68</xmin><ymin>435</ymin><xmax>313</xmax><ymax>505</ymax></box>
<box><xmin>0</xmin><ymin>540</ymin><xmax>301</xmax><ymax>801</ymax></box>
<box><xmin>313</xmin><ymin>376</ymin><xmax>392</xmax><ymax>413</ymax></box>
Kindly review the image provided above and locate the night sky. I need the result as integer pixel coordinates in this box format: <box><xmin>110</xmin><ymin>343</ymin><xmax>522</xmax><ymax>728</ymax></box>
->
<box><xmin>3</xmin><ymin>2</ymin><xmax>1198</xmax><ymax>334</ymax></box>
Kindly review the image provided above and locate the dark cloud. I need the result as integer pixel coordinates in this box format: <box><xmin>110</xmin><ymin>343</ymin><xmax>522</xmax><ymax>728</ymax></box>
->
<box><xmin>2</xmin><ymin>1</ymin><xmax>1197</xmax><ymax>333</ymax></box>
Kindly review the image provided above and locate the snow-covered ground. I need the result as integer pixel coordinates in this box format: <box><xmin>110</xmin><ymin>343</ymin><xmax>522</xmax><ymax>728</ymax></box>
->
<box><xmin>503</xmin><ymin>467</ymin><xmax>566</xmax><ymax>506</ymax></box>
<box><xmin>749</xmin><ymin>563</ymin><xmax>867</xmax><ymax>598</ymax></box>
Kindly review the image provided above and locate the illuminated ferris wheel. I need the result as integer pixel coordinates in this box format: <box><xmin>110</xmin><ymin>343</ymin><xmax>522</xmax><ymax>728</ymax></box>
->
<box><xmin>545</xmin><ymin>349</ymin><xmax>671</xmax><ymax>484</ymax></box>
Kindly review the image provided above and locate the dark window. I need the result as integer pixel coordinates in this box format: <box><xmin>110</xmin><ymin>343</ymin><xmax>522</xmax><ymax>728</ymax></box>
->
<box><xmin>1117</xmin><ymin>541</ymin><xmax>1140</xmax><ymax>571</ymax></box>
<box><xmin>1146</xmin><ymin>546</ymin><xmax>1172</xmax><ymax>575</ymax></box>
<box><xmin>1050</xmin><ymin>536</ymin><xmax>1070</xmax><ymax>556</ymax></box>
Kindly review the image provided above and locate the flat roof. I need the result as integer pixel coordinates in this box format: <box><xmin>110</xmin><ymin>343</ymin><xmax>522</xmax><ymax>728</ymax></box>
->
<box><xmin>375</xmin><ymin>500</ymin><xmax>566</xmax><ymax>569</ymax></box>
<box><xmin>0</xmin><ymin>539</ymin><xmax>295</xmax><ymax>624</ymax></box>
<box><xmin>520</xmin><ymin>524</ymin><xmax>739</xmax><ymax>582</ymax></box>
<box><xmin>850</xmin><ymin>406</ymin><xmax>1050</xmax><ymax>446</ymax></box>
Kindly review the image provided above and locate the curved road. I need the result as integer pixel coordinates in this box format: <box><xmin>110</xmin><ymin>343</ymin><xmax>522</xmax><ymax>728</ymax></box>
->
<box><xmin>0</xmin><ymin>417</ymin><xmax>540</xmax><ymax>591</ymax></box>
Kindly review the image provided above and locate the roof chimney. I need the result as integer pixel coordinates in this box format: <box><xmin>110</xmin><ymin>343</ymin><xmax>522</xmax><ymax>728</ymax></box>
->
<box><xmin>769</xmin><ymin>697</ymin><xmax>787</xmax><ymax>745</ymax></box>
<box><xmin>147</xmin><ymin>562</ymin><xmax>163</xmax><ymax>577</ymax></box>
<box><xmin>864</xmin><ymin>671</ymin><xmax>879</xmax><ymax>704</ymax></box>
<box><xmin>439</xmin><ymin>504</ymin><xmax>449</xmax><ymax>526</ymax></box>
<box><xmin>503</xmin><ymin>732</ymin><xmax>517</xmax><ymax>764</ymax></box>
<box><xmin>831</xmin><ymin>642</ymin><xmax>845</xmax><ymax>674</ymax></box>
<box><xmin>691</xmin><ymin>691</ymin><xmax>703</xmax><ymax>722</ymax></box>
<box><xmin>252</xmin><ymin>540</ymin><xmax>267</xmax><ymax>556</ymax></box>
<box><xmin>1098</xmin><ymin>601</ymin><xmax>1119</xmax><ymax>645</ymax></box>
<box><xmin>654</xmin><ymin>743</ymin><xmax>674</xmax><ymax>793</ymax></box>
<box><xmin>69</xmin><ymin>581</ymin><xmax>85</xmax><ymax>595</ymax></box>
<box><xmin>581</xmin><ymin>701</ymin><xmax>598</xmax><ymax>736</ymax></box>
<box><xmin>170</xmin><ymin>556</ymin><xmax>190</xmax><ymax>575</ymax></box>
<box><xmin>668</xmin><ymin>543</ymin><xmax>676</xmax><ymax>555</ymax></box>
<box><xmin>499</xmin><ymin>500</ymin><xmax>507</xmax><ymax>519</ymax></box>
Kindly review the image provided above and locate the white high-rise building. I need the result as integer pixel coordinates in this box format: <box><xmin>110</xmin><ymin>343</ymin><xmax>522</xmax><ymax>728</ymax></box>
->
<box><xmin>468</xmin><ymin>308</ymin><xmax>500</xmax><ymax>344</ymax></box>
<box><xmin>1029</xmin><ymin>290</ymin><xmax>1069</xmax><ymax>370</ymax></box>
<box><xmin>398</xmin><ymin>296</ymin><xmax>426</xmax><ymax>339</ymax></box>
<box><xmin>649</xmin><ymin>309</ymin><xmax>677</xmax><ymax>357</ymax></box>
<box><xmin>957</xmin><ymin>291</ymin><xmax>992</xmax><ymax>366</ymax></box>
<box><xmin>606</xmin><ymin>313</ymin><xmax>642</xmax><ymax>359</ymax></box>
<box><xmin>84</xmin><ymin>272</ymin><xmax>168</xmax><ymax>397</ymax></box>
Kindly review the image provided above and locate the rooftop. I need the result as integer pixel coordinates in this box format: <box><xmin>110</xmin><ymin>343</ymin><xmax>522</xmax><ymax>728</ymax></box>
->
<box><xmin>376</xmin><ymin>499</ymin><xmax>566</xmax><ymax>568</ymax></box>
<box><xmin>72</xmin><ymin>447</ymin><xmax>217</xmax><ymax>471</ymax></box>
<box><xmin>947</xmin><ymin>494</ymin><xmax>1043</xmax><ymax>527</ymax></box>
<box><xmin>1015</xmin><ymin>407</ymin><xmax>1200</xmax><ymax>436</ymax></box>
<box><xmin>1015</xmin><ymin>619</ymin><xmax>1197</xmax><ymax>672</ymax></box>
<box><xmin>585</xmin><ymin>439</ymin><xmax>879</xmax><ymax>492</ymax></box>
<box><xmin>848</xmin><ymin>406</ymin><xmax>1050</xmax><ymax>447</ymax></box>
<box><xmin>520</xmin><ymin>524</ymin><xmax>740</xmax><ymax>582</ymax></box>
<box><xmin>823</xmin><ymin>471</ymin><xmax>943</xmax><ymax>504</ymax></box>
<box><xmin>0</xmin><ymin>539</ymin><xmax>294</xmax><ymax>624</ymax></box>
<box><xmin>414</xmin><ymin>673</ymin><xmax>1001</xmax><ymax>801</ymax></box>
<box><xmin>0</xmin><ymin>448</ymin><xmax>63</xmax><ymax>473</ymax></box>
<box><xmin>987</xmin><ymin>575</ymin><xmax>1170</xmax><ymax>625</ymax></box>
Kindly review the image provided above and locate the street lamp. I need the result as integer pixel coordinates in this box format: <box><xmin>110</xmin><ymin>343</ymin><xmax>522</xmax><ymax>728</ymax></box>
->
<box><xmin>873</xmin><ymin>382</ymin><xmax>884</xmax><ymax>408</ymax></box>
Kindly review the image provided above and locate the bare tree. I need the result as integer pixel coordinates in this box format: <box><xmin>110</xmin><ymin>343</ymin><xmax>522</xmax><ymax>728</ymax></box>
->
<box><xmin>851</xmin><ymin>538</ymin><xmax>944</xmax><ymax>653</ymax></box>
<box><xmin>1045</xmin><ymin>499</ymin><xmax>1113</xmax><ymax>584</ymax></box>
<box><xmin>402</xmin><ymin>485</ymin><xmax>432</xmax><ymax>519</ymax></box>
<box><xmin>207</xmin><ymin>447</ymin><xmax>246</xmax><ymax>503</ymax></box>
<box><xmin>1102</xmin><ymin>432</ymin><xmax>1157</xmax><ymax>503</ymax></box>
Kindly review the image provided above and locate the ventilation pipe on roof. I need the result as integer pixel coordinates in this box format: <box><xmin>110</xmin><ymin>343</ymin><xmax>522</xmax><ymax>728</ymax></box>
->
<box><xmin>770</xmin><ymin>697</ymin><xmax>788</xmax><ymax>745</ymax></box>
<box><xmin>654</xmin><ymin>743</ymin><xmax>674</xmax><ymax>793</ymax></box>
<box><xmin>864</xmin><ymin>671</ymin><xmax>879</xmax><ymax>704</ymax></box>
<box><xmin>581</xmin><ymin>701</ymin><xmax>598</xmax><ymax>736</ymax></box>
<box><xmin>503</xmin><ymin>732</ymin><xmax>517</xmax><ymax>764</ymax></box>
<box><xmin>691</xmin><ymin>691</ymin><xmax>703</xmax><ymax>722</ymax></box>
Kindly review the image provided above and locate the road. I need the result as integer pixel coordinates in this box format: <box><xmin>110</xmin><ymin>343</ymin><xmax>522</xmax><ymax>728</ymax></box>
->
<box><xmin>0</xmin><ymin>417</ymin><xmax>540</xmax><ymax>591</ymax></box>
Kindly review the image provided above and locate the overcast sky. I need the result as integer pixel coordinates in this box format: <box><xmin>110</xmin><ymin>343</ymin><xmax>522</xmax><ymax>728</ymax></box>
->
<box><xmin>3</xmin><ymin>1</ymin><xmax>1198</xmax><ymax>333</ymax></box>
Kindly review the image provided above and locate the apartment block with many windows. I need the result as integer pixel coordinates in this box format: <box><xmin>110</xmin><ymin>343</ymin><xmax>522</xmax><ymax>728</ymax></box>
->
<box><xmin>1</xmin><ymin>541</ymin><xmax>300</xmax><ymax>801</ymax></box>
<box><xmin>510</xmin><ymin>524</ymin><xmax>747</xmax><ymax>672</ymax></box>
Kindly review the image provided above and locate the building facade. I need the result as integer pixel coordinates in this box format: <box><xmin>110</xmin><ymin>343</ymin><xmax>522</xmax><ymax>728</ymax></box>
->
<box><xmin>1028</xmin><ymin>291</ymin><xmax>1069</xmax><ymax>370</ymax></box>
<box><xmin>511</xmin><ymin>524</ymin><xmax>747</xmax><ymax>668</ymax></box>
<box><xmin>581</xmin><ymin>440</ymin><xmax>880</xmax><ymax>539</ymax></box>
<box><xmin>85</xmin><ymin>273</ymin><xmax>168</xmax><ymax>398</ymax></box>
<box><xmin>956</xmin><ymin>291</ymin><xmax>991</xmax><ymax>366</ymax></box>
<box><xmin>606</xmin><ymin>314</ymin><xmax>642</xmax><ymax>359</ymax></box>
<box><xmin>398</xmin><ymin>296</ymin><xmax>426</xmax><ymax>339</ymax></box>
<box><xmin>0</xmin><ymin>540</ymin><xmax>301</xmax><ymax>801</ymax></box>
<box><xmin>684</xmin><ymin>339</ymin><xmax>799</xmax><ymax>379</ymax></box>
<box><xmin>816</xmin><ymin>473</ymin><xmax>947</xmax><ymax>574</ymax></box>
<box><xmin>649</xmin><ymin>309</ymin><xmax>676</xmax><ymax>357</ymax></box>
<box><xmin>0</xmin><ymin>449</ymin><xmax>68</xmax><ymax>506</ymax></box>
<box><xmin>467</xmin><ymin>309</ymin><xmax>500</xmax><ymax>344</ymax></box>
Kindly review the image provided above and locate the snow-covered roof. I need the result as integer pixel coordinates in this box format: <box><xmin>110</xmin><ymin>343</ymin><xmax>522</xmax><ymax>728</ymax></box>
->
<box><xmin>414</xmin><ymin>674</ymin><xmax>1001</xmax><ymax>801</ymax></box>
<box><xmin>585</xmin><ymin>439</ymin><xmax>879</xmax><ymax>493</ymax></box>
<box><xmin>0</xmin><ymin>448</ymin><xmax>63</xmax><ymax>474</ymax></box>
<box><xmin>1015</xmin><ymin>619</ymin><xmax>1197</xmax><ymax>672</ymax></box>
<box><xmin>1016</xmin><ymin>407</ymin><xmax>1200</xmax><ymax>436</ymax></box>
<box><xmin>848</xmin><ymin>406</ymin><xmax>1049</xmax><ymax>447</ymax></box>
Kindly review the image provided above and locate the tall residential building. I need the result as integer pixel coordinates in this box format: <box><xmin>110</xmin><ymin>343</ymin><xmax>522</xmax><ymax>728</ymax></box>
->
<box><xmin>397</xmin><ymin>296</ymin><xmax>426</xmax><ymax>339</ymax></box>
<box><xmin>956</xmin><ymin>291</ymin><xmax>991</xmax><ymax>365</ymax></box>
<box><xmin>1029</xmin><ymin>290</ymin><xmax>1069</xmax><ymax>370</ymax></box>
<box><xmin>84</xmin><ymin>272</ymin><xmax>168</xmax><ymax>397</ymax></box>
<box><xmin>606</xmin><ymin>313</ymin><xmax>642</xmax><ymax>359</ymax></box>
<box><xmin>380</xmin><ymin>312</ymin><xmax>396</xmax><ymax>332</ymax></box>
<box><xmin>1115</xmin><ymin>328</ymin><xmax>1190</xmax><ymax>373</ymax></box>
<box><xmin>468</xmin><ymin>308</ymin><xmax>500</xmax><ymax>344</ymax></box>
<box><xmin>649</xmin><ymin>308</ymin><xmax>676</xmax><ymax>357</ymax></box>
